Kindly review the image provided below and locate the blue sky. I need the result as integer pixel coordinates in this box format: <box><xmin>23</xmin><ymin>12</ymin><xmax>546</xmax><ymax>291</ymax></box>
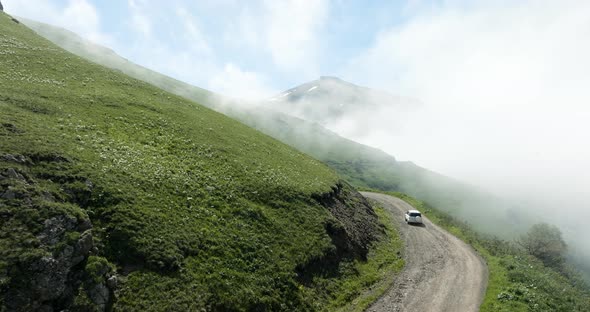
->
<box><xmin>4</xmin><ymin>0</ymin><xmax>429</xmax><ymax>98</ymax></box>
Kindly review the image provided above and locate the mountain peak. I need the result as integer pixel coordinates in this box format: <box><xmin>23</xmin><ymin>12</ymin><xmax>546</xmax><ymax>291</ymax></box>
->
<box><xmin>267</xmin><ymin>77</ymin><xmax>417</xmax><ymax>125</ymax></box>
<box><xmin>319</xmin><ymin>75</ymin><xmax>342</xmax><ymax>81</ymax></box>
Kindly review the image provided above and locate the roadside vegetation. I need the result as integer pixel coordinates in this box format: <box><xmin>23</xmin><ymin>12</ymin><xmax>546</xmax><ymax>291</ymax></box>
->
<box><xmin>0</xmin><ymin>13</ymin><xmax>398</xmax><ymax>311</ymax></box>
<box><xmin>388</xmin><ymin>192</ymin><xmax>590</xmax><ymax>311</ymax></box>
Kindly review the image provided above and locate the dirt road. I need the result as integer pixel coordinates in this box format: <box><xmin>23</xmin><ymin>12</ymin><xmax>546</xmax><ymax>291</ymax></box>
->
<box><xmin>362</xmin><ymin>192</ymin><xmax>488</xmax><ymax>312</ymax></box>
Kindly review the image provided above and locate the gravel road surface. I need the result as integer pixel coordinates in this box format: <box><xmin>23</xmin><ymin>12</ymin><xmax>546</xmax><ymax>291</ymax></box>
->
<box><xmin>362</xmin><ymin>192</ymin><xmax>488</xmax><ymax>312</ymax></box>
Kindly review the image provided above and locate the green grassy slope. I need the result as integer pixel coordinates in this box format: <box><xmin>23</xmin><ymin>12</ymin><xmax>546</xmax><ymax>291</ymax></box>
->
<box><xmin>0</xmin><ymin>13</ymin><xmax>390</xmax><ymax>311</ymax></box>
<box><xmin>18</xmin><ymin>17</ymin><xmax>213</xmax><ymax>107</ymax></box>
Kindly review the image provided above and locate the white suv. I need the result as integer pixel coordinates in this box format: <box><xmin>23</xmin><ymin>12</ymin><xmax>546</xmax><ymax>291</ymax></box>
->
<box><xmin>405</xmin><ymin>210</ymin><xmax>423</xmax><ymax>224</ymax></box>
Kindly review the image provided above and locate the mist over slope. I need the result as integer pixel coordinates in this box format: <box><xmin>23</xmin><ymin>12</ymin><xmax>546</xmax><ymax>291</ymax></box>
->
<box><xmin>267</xmin><ymin>76</ymin><xmax>590</xmax><ymax>281</ymax></box>
<box><xmin>18</xmin><ymin>17</ymin><xmax>214</xmax><ymax>107</ymax></box>
<box><xmin>266</xmin><ymin>76</ymin><xmax>418</xmax><ymax>129</ymax></box>
<box><xmin>0</xmin><ymin>12</ymin><xmax>386</xmax><ymax>311</ymax></box>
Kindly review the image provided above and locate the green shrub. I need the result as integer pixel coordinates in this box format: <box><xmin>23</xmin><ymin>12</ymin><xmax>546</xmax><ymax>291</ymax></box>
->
<box><xmin>519</xmin><ymin>223</ymin><xmax>567</xmax><ymax>270</ymax></box>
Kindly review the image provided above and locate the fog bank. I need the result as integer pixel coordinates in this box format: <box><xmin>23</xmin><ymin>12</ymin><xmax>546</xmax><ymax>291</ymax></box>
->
<box><xmin>332</xmin><ymin>0</ymin><xmax>590</xmax><ymax>275</ymax></box>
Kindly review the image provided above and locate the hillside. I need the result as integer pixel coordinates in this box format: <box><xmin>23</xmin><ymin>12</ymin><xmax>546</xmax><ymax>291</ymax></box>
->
<box><xmin>18</xmin><ymin>18</ymin><xmax>526</xmax><ymax>238</ymax></box>
<box><xmin>18</xmin><ymin>17</ymin><xmax>214</xmax><ymax>108</ymax></box>
<box><xmin>231</xmin><ymin>105</ymin><xmax>520</xmax><ymax>236</ymax></box>
<box><xmin>0</xmin><ymin>12</ymin><xmax>388</xmax><ymax>311</ymax></box>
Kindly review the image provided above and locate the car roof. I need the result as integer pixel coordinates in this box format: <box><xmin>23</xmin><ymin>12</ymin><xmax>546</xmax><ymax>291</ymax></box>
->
<box><xmin>408</xmin><ymin>210</ymin><xmax>421</xmax><ymax>213</ymax></box>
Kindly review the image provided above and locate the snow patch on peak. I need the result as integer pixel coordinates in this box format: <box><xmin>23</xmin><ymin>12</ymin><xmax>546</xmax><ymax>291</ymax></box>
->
<box><xmin>307</xmin><ymin>86</ymin><xmax>318</xmax><ymax>92</ymax></box>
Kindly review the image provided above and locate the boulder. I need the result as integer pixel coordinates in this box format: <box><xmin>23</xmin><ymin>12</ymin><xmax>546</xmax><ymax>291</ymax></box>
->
<box><xmin>38</xmin><ymin>215</ymin><xmax>78</xmax><ymax>246</ymax></box>
<box><xmin>1</xmin><ymin>154</ymin><xmax>27</xmax><ymax>164</ymax></box>
<box><xmin>5</xmin><ymin>218</ymin><xmax>101</xmax><ymax>311</ymax></box>
<box><xmin>88</xmin><ymin>283</ymin><xmax>110</xmax><ymax>310</ymax></box>
<box><xmin>1</xmin><ymin>189</ymin><xmax>16</xmax><ymax>200</ymax></box>
<box><xmin>5</xmin><ymin>168</ymin><xmax>25</xmax><ymax>181</ymax></box>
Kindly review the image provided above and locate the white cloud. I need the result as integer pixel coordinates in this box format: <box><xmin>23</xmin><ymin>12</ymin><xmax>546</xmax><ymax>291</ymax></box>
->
<box><xmin>116</xmin><ymin>1</ymin><xmax>217</xmax><ymax>90</ymax></box>
<box><xmin>175</xmin><ymin>7</ymin><xmax>211</xmax><ymax>54</ymax></box>
<box><xmin>127</xmin><ymin>0</ymin><xmax>153</xmax><ymax>38</ymax></box>
<box><xmin>263</xmin><ymin>0</ymin><xmax>329</xmax><ymax>73</ymax></box>
<box><xmin>4</xmin><ymin>0</ymin><xmax>112</xmax><ymax>46</ymax></box>
<box><xmin>227</xmin><ymin>0</ymin><xmax>329</xmax><ymax>74</ymax></box>
<box><xmin>346</xmin><ymin>1</ymin><xmax>590</xmax><ymax>185</ymax></box>
<box><xmin>130</xmin><ymin>13</ymin><xmax>152</xmax><ymax>38</ymax></box>
<box><xmin>118</xmin><ymin>1</ymin><xmax>270</xmax><ymax>101</ymax></box>
<box><xmin>209</xmin><ymin>63</ymin><xmax>275</xmax><ymax>101</ymax></box>
<box><xmin>339</xmin><ymin>1</ymin><xmax>590</xmax><ymax>251</ymax></box>
<box><xmin>327</xmin><ymin>0</ymin><xmax>590</xmax><ymax>267</ymax></box>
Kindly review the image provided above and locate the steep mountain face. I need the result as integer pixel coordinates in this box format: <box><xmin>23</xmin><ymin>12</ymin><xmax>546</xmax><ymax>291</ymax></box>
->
<box><xmin>266</xmin><ymin>76</ymin><xmax>419</xmax><ymax>127</ymax></box>
<box><xmin>0</xmin><ymin>13</ymin><xmax>383</xmax><ymax>311</ymax></box>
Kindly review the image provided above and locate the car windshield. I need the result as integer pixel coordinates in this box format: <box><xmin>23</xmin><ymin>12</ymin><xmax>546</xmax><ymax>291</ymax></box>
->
<box><xmin>409</xmin><ymin>212</ymin><xmax>421</xmax><ymax>217</ymax></box>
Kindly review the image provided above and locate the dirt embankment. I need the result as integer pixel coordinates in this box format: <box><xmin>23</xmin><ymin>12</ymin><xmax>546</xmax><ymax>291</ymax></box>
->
<box><xmin>362</xmin><ymin>192</ymin><xmax>488</xmax><ymax>312</ymax></box>
<box><xmin>297</xmin><ymin>183</ymin><xmax>383</xmax><ymax>284</ymax></box>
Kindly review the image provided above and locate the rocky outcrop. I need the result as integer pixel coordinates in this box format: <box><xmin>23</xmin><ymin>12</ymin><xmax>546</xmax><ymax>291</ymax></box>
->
<box><xmin>79</xmin><ymin>256</ymin><xmax>117</xmax><ymax>311</ymax></box>
<box><xmin>0</xmin><ymin>1</ymin><xmax>4</xmax><ymax>11</ymax></box>
<box><xmin>0</xmin><ymin>154</ymin><xmax>116</xmax><ymax>311</ymax></box>
<box><xmin>297</xmin><ymin>182</ymin><xmax>383</xmax><ymax>284</ymax></box>
<box><xmin>319</xmin><ymin>182</ymin><xmax>382</xmax><ymax>259</ymax></box>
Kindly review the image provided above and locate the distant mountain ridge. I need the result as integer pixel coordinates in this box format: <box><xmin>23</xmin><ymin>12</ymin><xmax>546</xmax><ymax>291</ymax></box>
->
<box><xmin>266</xmin><ymin>76</ymin><xmax>420</xmax><ymax>127</ymax></box>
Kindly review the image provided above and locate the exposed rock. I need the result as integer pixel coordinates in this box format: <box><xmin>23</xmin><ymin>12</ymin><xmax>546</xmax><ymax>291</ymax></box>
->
<box><xmin>1</xmin><ymin>188</ymin><xmax>16</xmax><ymax>200</ymax></box>
<box><xmin>1</xmin><ymin>154</ymin><xmax>112</xmax><ymax>312</ymax></box>
<box><xmin>297</xmin><ymin>182</ymin><xmax>383</xmax><ymax>285</ymax></box>
<box><xmin>0</xmin><ymin>1</ymin><xmax>3</xmax><ymax>11</ymax></box>
<box><xmin>78</xmin><ymin>217</ymin><xmax>93</xmax><ymax>232</ymax></box>
<box><xmin>82</xmin><ymin>258</ymin><xmax>117</xmax><ymax>312</ymax></box>
<box><xmin>2</xmin><ymin>154</ymin><xmax>28</xmax><ymax>164</ymax></box>
<box><xmin>88</xmin><ymin>283</ymin><xmax>110</xmax><ymax>309</ymax></box>
<box><xmin>30</xmin><ymin>256</ymin><xmax>69</xmax><ymax>302</ymax></box>
<box><xmin>41</xmin><ymin>191</ymin><xmax>56</xmax><ymax>202</ymax></box>
<box><xmin>38</xmin><ymin>215</ymin><xmax>78</xmax><ymax>246</ymax></box>
<box><xmin>5</xmin><ymin>168</ymin><xmax>25</xmax><ymax>181</ymax></box>
<box><xmin>29</xmin><ymin>153</ymin><xmax>69</xmax><ymax>163</ymax></box>
<box><xmin>73</xmin><ymin>231</ymin><xmax>94</xmax><ymax>265</ymax></box>
<box><xmin>315</xmin><ymin>182</ymin><xmax>381</xmax><ymax>258</ymax></box>
<box><xmin>85</xmin><ymin>179</ymin><xmax>94</xmax><ymax>189</ymax></box>
<box><xmin>106</xmin><ymin>276</ymin><xmax>118</xmax><ymax>289</ymax></box>
<box><xmin>6</xmin><ymin>227</ymin><xmax>99</xmax><ymax>311</ymax></box>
